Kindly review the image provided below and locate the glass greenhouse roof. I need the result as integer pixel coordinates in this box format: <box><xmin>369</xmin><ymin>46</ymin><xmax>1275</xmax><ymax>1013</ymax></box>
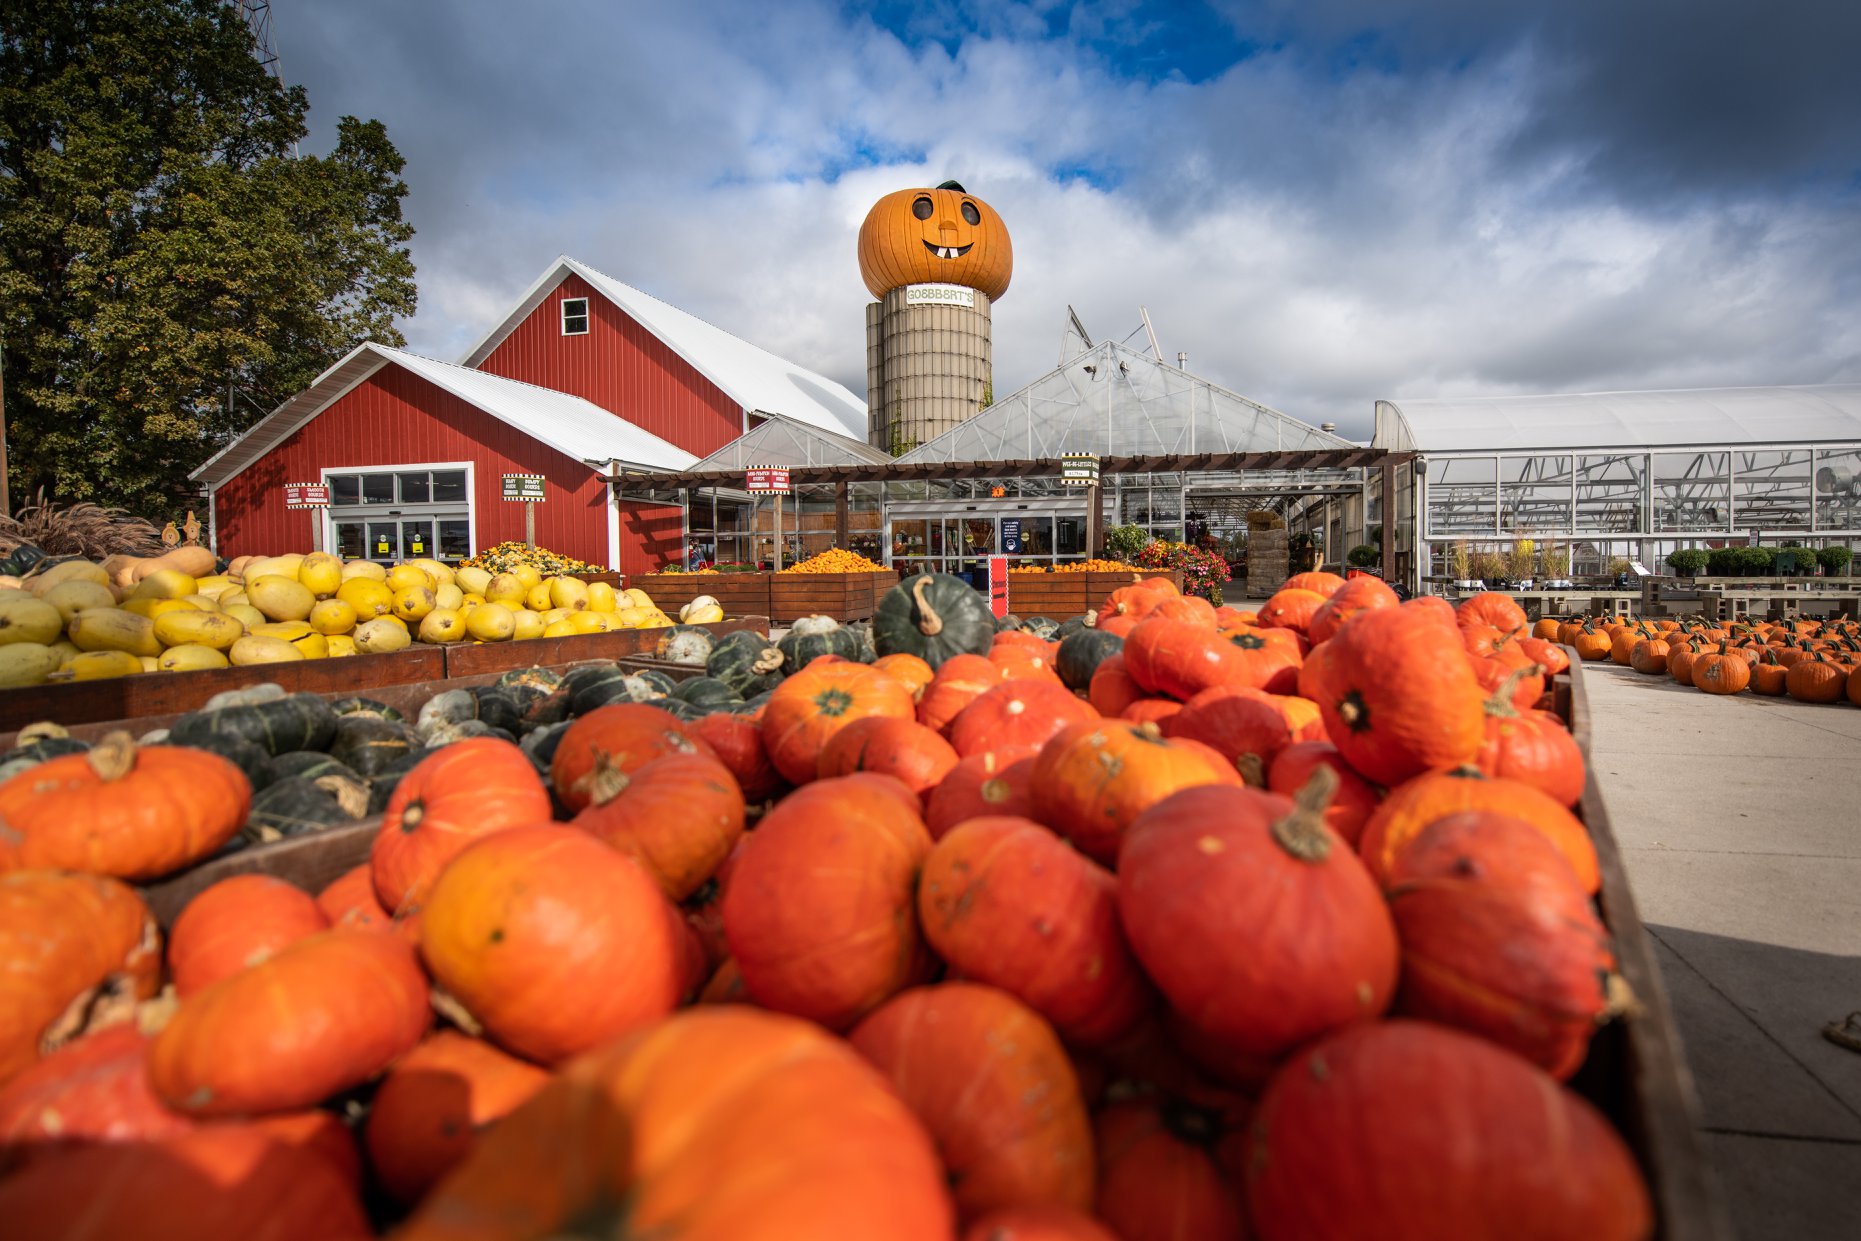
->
<box><xmin>894</xmin><ymin>340</ymin><xmax>1356</xmax><ymax>464</ymax></box>
<box><xmin>1375</xmin><ymin>384</ymin><xmax>1861</xmax><ymax>454</ymax></box>
<box><xmin>686</xmin><ymin>411</ymin><xmax>891</xmax><ymax>472</ymax></box>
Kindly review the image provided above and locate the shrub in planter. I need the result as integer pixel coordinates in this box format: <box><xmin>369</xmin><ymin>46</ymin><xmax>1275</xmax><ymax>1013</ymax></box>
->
<box><xmin>1346</xmin><ymin>544</ymin><xmax>1380</xmax><ymax>568</ymax></box>
<box><xmin>1664</xmin><ymin>548</ymin><xmax>1707</xmax><ymax>577</ymax></box>
<box><xmin>1819</xmin><ymin>545</ymin><xmax>1853</xmax><ymax>575</ymax></box>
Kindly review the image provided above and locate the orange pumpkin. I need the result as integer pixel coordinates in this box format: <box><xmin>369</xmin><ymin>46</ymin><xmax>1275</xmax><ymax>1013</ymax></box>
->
<box><xmin>363</xmin><ymin>1030</ymin><xmax>552</xmax><ymax>1206</ymax></box>
<box><xmin>851</xmin><ymin>983</ymin><xmax>1094</xmax><ymax>1222</ymax></box>
<box><xmin>858</xmin><ymin>181</ymin><xmax>1013</xmax><ymax>301</ymax></box>
<box><xmin>1786</xmin><ymin>653</ymin><xmax>1848</xmax><ymax>703</ymax></box>
<box><xmin>1455</xmin><ymin>591</ymin><xmax>1528</xmax><ymax>634</ymax></box>
<box><xmin>924</xmin><ymin>748</ymin><xmax>1040</xmax><ymax>839</ymax></box>
<box><xmin>961</xmin><ymin>1206</ymin><xmax>1120</xmax><ymax>1241</ymax></box>
<box><xmin>723</xmin><ymin>774</ymin><xmax>933</xmax><ymax>1029</ymax></box>
<box><xmin>0</xmin><ymin>870</ymin><xmax>161</xmax><ymax>1088</ymax></box>
<box><xmin>395</xmin><ymin>1007</ymin><xmax>954</xmax><ymax>1241</ymax></box>
<box><xmin>1281</xmin><ymin>571</ymin><xmax>1347</xmax><ymax>598</ymax></box>
<box><xmin>948</xmin><ymin>680</ymin><xmax>1099</xmax><ymax>758</ymax></box>
<box><xmin>918</xmin><ymin>816</ymin><xmax>1153</xmax><ymax>1047</ymax></box>
<box><xmin>0</xmin><ymin>733</ymin><xmax>248</xmax><ymax>882</ymax></box>
<box><xmin>762</xmin><ymin>661</ymin><xmax>917</xmax><ymax>785</ymax></box>
<box><xmin>1094</xmin><ymin>1099</ymin><xmax>1248</xmax><ymax>1241</ymax></box>
<box><xmin>167</xmin><ymin>874</ymin><xmax>330</xmax><ymax>997</ymax></box>
<box><xmin>1750</xmin><ymin>647</ymin><xmax>1789</xmax><ymax>695</ymax></box>
<box><xmin>1692</xmin><ymin>645</ymin><xmax>1751</xmax><ymax>694</ymax></box>
<box><xmin>1030</xmin><ymin>721</ymin><xmax>1243</xmax><ymax>867</ymax></box>
<box><xmin>687</xmin><ymin>710</ymin><xmax>785</xmax><ymax>804</ymax></box>
<box><xmin>0</xmin><ymin>1024</ymin><xmax>193</xmax><ymax>1168</ymax></box>
<box><xmin>1255</xmin><ymin>587</ymin><xmax>1327</xmax><ymax>634</ymax></box>
<box><xmin>1087</xmin><ymin>651</ymin><xmax>1146</xmax><ymax>717</ymax></box>
<box><xmin>1357</xmin><ymin>768</ymin><xmax>1599</xmax><ymax>894</ymax></box>
<box><xmin>873</xmin><ymin>651</ymin><xmax>937</xmax><ymax>699</ymax></box>
<box><xmin>818</xmin><ymin>714</ymin><xmax>963</xmax><ymax>797</ymax></box>
<box><xmin>149</xmin><ymin>928</ymin><xmax>429</xmax><ymax>1116</ymax></box>
<box><xmin>1307</xmin><ymin>574</ymin><xmax>1399</xmax><ymax>644</ymax></box>
<box><xmin>419</xmin><ymin>825</ymin><xmax>681</xmax><ymax>1065</ymax></box>
<box><xmin>1160</xmin><ymin>685</ymin><xmax>1294</xmax><ymax>776</ymax></box>
<box><xmin>548</xmin><ymin>702</ymin><xmax>715</xmax><ymax>814</ymax></box>
<box><xmin>1266</xmin><ymin>741</ymin><xmax>1381</xmax><ymax>847</ymax></box>
<box><xmin>572</xmin><ymin>751</ymin><xmax>745</xmax><ymax>900</ymax></box>
<box><xmin>919</xmin><ymin>653</ymin><xmax>1007</xmax><ymax>733</ymax></box>
<box><xmin>316</xmin><ymin>863</ymin><xmax>395</xmax><ymax>935</ymax></box>
<box><xmin>372</xmin><ymin>737</ymin><xmax>553</xmax><ymax>916</ymax></box>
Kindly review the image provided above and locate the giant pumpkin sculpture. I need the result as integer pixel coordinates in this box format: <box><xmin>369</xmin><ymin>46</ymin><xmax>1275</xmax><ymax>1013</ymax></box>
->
<box><xmin>858</xmin><ymin>181</ymin><xmax>1013</xmax><ymax>300</ymax></box>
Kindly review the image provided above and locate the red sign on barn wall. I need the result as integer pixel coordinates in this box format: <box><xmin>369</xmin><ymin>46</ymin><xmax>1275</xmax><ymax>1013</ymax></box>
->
<box><xmin>745</xmin><ymin>467</ymin><xmax>791</xmax><ymax>493</ymax></box>
<box><xmin>283</xmin><ymin>483</ymin><xmax>331</xmax><ymax>509</ymax></box>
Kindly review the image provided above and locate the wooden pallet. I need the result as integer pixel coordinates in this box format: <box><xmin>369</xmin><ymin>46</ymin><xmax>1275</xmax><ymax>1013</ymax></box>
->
<box><xmin>633</xmin><ymin>573</ymin><xmax>773</xmax><ymax>620</ymax></box>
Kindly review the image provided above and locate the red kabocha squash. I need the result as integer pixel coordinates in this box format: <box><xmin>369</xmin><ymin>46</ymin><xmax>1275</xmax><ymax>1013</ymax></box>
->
<box><xmin>763</xmin><ymin>661</ymin><xmax>917</xmax><ymax>785</ymax></box>
<box><xmin>1122</xmin><ymin>617</ymin><xmax>1233</xmax><ymax>701</ymax></box>
<box><xmin>1308</xmin><ymin>574</ymin><xmax>1400</xmax><ymax>645</ymax></box>
<box><xmin>962</xmin><ymin>1205</ymin><xmax>1120</xmax><ymax>1241</ymax></box>
<box><xmin>373</xmin><ymin>737</ymin><xmax>553</xmax><ymax>917</ymax></box>
<box><xmin>1031</xmin><ymin>721</ymin><xmax>1243</xmax><ymax>867</ymax></box>
<box><xmin>1216</xmin><ymin>626</ymin><xmax>1303</xmax><ymax>692</ymax></box>
<box><xmin>167</xmin><ymin>874</ymin><xmax>330</xmax><ymax>997</ymax></box>
<box><xmin>819</xmin><ymin>714</ymin><xmax>962</xmax><ymax>797</ymax></box>
<box><xmin>1389</xmin><ymin>843</ymin><xmax>1622</xmax><ymax>1079</ymax></box>
<box><xmin>1404</xmin><ymin>593</ymin><xmax>1460</xmax><ymax>628</ymax></box>
<box><xmin>988</xmin><ymin>642</ymin><xmax>1064</xmax><ymax>683</ymax></box>
<box><xmin>723</xmin><ymin>773</ymin><xmax>933</xmax><ymax>1029</ymax></box>
<box><xmin>1298</xmin><ymin>606</ymin><xmax>1486</xmax><ymax>786</ymax></box>
<box><xmin>0</xmin><ymin>732</ymin><xmax>248</xmax><ymax>882</ymax></box>
<box><xmin>1266</xmin><ymin>740</ymin><xmax>1381</xmax><ymax>847</ymax></box>
<box><xmin>1099</xmin><ymin>579</ymin><xmax>1178</xmax><ymax>623</ymax></box>
<box><xmin>548</xmin><ymin>702</ymin><xmax>715</xmax><ymax>814</ymax></box>
<box><xmin>1473</xmin><ymin>670</ymin><xmax>1586</xmax><ymax>807</ymax></box>
<box><xmin>1244</xmin><ymin>1021</ymin><xmax>1653</xmax><ymax>1241</ymax></box>
<box><xmin>363</xmin><ymin>1030</ymin><xmax>552</xmax><ymax>1206</ymax></box>
<box><xmin>1358</xmin><ymin>767</ymin><xmax>1599</xmax><ymax>894</ymax></box>
<box><xmin>419</xmin><ymin>825</ymin><xmax>680</xmax><ymax>1065</ymax></box>
<box><xmin>572</xmin><ymin>751</ymin><xmax>745</xmax><ymax>900</ymax></box>
<box><xmin>949</xmin><ymin>679</ymin><xmax>1099</xmax><ymax>758</ymax></box>
<box><xmin>687</xmin><ymin>710</ymin><xmax>785</xmax><ymax>803</ymax></box>
<box><xmin>920</xmin><ymin>653</ymin><xmax>1009</xmax><ymax>732</ymax></box>
<box><xmin>316</xmin><ymin>863</ymin><xmax>395</xmax><ymax>936</ymax></box>
<box><xmin>396</xmin><ymin>1007</ymin><xmax>954</xmax><ymax>1241</ymax></box>
<box><xmin>873</xmin><ymin>651</ymin><xmax>937</xmax><ymax>699</ymax></box>
<box><xmin>1384</xmin><ymin>809</ymin><xmax>1590</xmax><ymax>893</ymax></box>
<box><xmin>149</xmin><ymin>928</ymin><xmax>429</xmax><ymax>1117</ymax></box>
<box><xmin>1470</xmin><ymin>643</ymin><xmax>1545</xmax><ymax>712</ymax></box>
<box><xmin>1118</xmin><ymin>773</ymin><xmax>1398</xmax><ymax>1062</ymax></box>
<box><xmin>1160</xmin><ymin>685</ymin><xmax>1294</xmax><ymax>778</ymax></box>
<box><xmin>1120</xmin><ymin>696</ymin><xmax>1185</xmax><ymax>726</ymax></box>
<box><xmin>0</xmin><ymin>870</ymin><xmax>161</xmax><ymax>1088</ymax></box>
<box><xmin>1087</xmin><ymin>651</ymin><xmax>1145</xmax><ymax>717</ymax></box>
<box><xmin>851</xmin><ymin>983</ymin><xmax>1094</xmax><ymax>1222</ymax></box>
<box><xmin>1282</xmin><ymin>570</ymin><xmax>1346</xmax><ymax>597</ymax></box>
<box><xmin>1094</xmin><ymin>1099</ymin><xmax>1247</xmax><ymax>1241</ymax></box>
<box><xmin>0</xmin><ymin>1121</ymin><xmax>371</xmax><ymax>1241</ymax></box>
<box><xmin>1256</xmin><ymin>587</ymin><xmax>1326</xmax><ymax>634</ymax></box>
<box><xmin>925</xmin><ymin>748</ymin><xmax>1040</xmax><ymax>839</ymax></box>
<box><xmin>1455</xmin><ymin>590</ymin><xmax>1529</xmax><ymax>635</ymax></box>
<box><xmin>1518</xmin><ymin>634</ymin><xmax>1571</xmax><ymax>675</ymax></box>
<box><xmin>0</xmin><ymin>1024</ymin><xmax>192</xmax><ymax>1169</ymax></box>
<box><xmin>918</xmin><ymin>816</ymin><xmax>1152</xmax><ymax>1047</ymax></box>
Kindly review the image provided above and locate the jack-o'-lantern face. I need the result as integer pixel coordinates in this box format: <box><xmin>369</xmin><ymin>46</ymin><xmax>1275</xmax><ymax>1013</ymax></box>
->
<box><xmin>857</xmin><ymin>180</ymin><xmax>1013</xmax><ymax>302</ymax></box>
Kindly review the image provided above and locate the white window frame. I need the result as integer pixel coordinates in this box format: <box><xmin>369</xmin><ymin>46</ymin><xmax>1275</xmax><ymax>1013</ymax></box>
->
<box><xmin>320</xmin><ymin>461</ymin><xmax>477</xmax><ymax>560</ymax></box>
<box><xmin>561</xmin><ymin>296</ymin><xmax>590</xmax><ymax>336</ymax></box>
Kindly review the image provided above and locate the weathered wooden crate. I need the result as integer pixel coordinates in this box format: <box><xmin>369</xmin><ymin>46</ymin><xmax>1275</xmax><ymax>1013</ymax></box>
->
<box><xmin>1006</xmin><ymin>569</ymin><xmax>1184</xmax><ymax>619</ymax></box>
<box><xmin>633</xmin><ymin>573</ymin><xmax>772</xmax><ymax>620</ymax></box>
<box><xmin>440</xmin><ymin>617</ymin><xmax>769</xmax><ymax>679</ymax></box>
<box><xmin>769</xmin><ymin>571</ymin><xmax>893</xmax><ymax>623</ymax></box>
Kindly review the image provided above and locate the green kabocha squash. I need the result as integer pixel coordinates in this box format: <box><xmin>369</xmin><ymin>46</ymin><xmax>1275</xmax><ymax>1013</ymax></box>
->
<box><xmin>671</xmin><ymin>676</ymin><xmax>745</xmax><ymax>708</ymax></box>
<box><xmin>872</xmin><ymin>572</ymin><xmax>996</xmax><ymax>670</ymax></box>
<box><xmin>777</xmin><ymin>615</ymin><xmax>866</xmax><ymax>670</ymax></box>
<box><xmin>162</xmin><ymin>733</ymin><xmax>272</xmax><ymax>787</ymax></box>
<box><xmin>264</xmin><ymin>751</ymin><xmax>363</xmax><ymax>786</ymax></box>
<box><xmin>656</xmin><ymin>624</ymin><xmax>717</xmax><ymax>666</ymax></box>
<box><xmin>466</xmin><ymin>687</ymin><xmax>525</xmax><ymax>736</ymax></box>
<box><xmin>327</xmin><ymin>716</ymin><xmax>415</xmax><ymax>778</ymax></box>
<box><xmin>244</xmin><ymin>774</ymin><xmax>369</xmax><ymax>842</ymax></box>
<box><xmin>1055</xmin><ymin>616</ymin><xmax>1091</xmax><ymax>640</ymax></box>
<box><xmin>1056</xmin><ymin>628</ymin><xmax>1124</xmax><ymax>692</ymax></box>
<box><xmin>706</xmin><ymin>629</ymin><xmax>787</xmax><ymax>694</ymax></box>
<box><xmin>327</xmin><ymin>697</ymin><xmax>404</xmax><ymax>723</ymax></box>
<box><xmin>168</xmin><ymin>693</ymin><xmax>338</xmax><ymax>757</ymax></box>
<box><xmin>1019</xmin><ymin>616</ymin><xmax>1061</xmax><ymax>640</ymax></box>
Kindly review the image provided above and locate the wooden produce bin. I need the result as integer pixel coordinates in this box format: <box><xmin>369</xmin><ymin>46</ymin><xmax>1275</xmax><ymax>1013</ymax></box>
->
<box><xmin>769</xmin><ymin>570</ymin><xmax>893</xmax><ymax>623</ymax></box>
<box><xmin>441</xmin><ymin>617</ymin><xmax>770</xmax><ymax>679</ymax></box>
<box><xmin>633</xmin><ymin>573</ymin><xmax>772</xmax><ymax>620</ymax></box>
<box><xmin>1006</xmin><ymin>569</ymin><xmax>1185</xmax><ymax>619</ymax></box>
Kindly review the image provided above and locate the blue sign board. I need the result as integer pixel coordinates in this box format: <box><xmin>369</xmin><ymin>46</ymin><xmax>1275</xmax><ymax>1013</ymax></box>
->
<box><xmin>1001</xmin><ymin>518</ymin><xmax>1022</xmax><ymax>554</ymax></box>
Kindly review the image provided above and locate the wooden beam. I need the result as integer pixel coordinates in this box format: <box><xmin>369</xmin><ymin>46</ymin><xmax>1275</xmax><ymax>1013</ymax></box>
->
<box><xmin>1085</xmin><ymin>479</ymin><xmax>1103</xmax><ymax>558</ymax></box>
<box><xmin>835</xmin><ymin>479</ymin><xmax>849</xmax><ymax>546</ymax></box>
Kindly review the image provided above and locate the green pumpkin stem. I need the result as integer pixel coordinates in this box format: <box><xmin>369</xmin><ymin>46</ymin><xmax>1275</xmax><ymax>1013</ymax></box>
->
<box><xmin>1270</xmin><ymin>764</ymin><xmax>1339</xmax><ymax>862</ymax></box>
<box><xmin>910</xmin><ymin>575</ymin><xmax>945</xmax><ymax>636</ymax></box>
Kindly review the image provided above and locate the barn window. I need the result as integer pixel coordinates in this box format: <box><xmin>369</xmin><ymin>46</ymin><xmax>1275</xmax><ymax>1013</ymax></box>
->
<box><xmin>325</xmin><ymin>464</ymin><xmax>474</xmax><ymax>563</ymax></box>
<box><xmin>561</xmin><ymin>297</ymin><xmax>590</xmax><ymax>335</ymax></box>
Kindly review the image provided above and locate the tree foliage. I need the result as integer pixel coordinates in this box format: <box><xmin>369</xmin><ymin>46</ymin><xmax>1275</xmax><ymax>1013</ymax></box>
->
<box><xmin>0</xmin><ymin>0</ymin><xmax>417</xmax><ymax>514</ymax></box>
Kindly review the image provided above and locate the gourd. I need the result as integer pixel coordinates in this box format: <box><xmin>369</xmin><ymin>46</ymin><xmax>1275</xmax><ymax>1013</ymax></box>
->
<box><xmin>326</xmin><ymin>715</ymin><xmax>415</xmax><ymax>777</ymax></box>
<box><xmin>777</xmin><ymin>614</ymin><xmax>867</xmax><ymax>669</ymax></box>
<box><xmin>874</xmin><ymin>574</ymin><xmax>997</xmax><ymax>669</ymax></box>
<box><xmin>245</xmin><ymin>775</ymin><xmax>369</xmax><ymax>842</ymax></box>
<box><xmin>168</xmin><ymin>693</ymin><xmax>337</xmax><ymax>757</ymax></box>
<box><xmin>706</xmin><ymin>628</ymin><xmax>786</xmax><ymax>694</ymax></box>
<box><xmin>670</xmin><ymin>676</ymin><xmax>743</xmax><ymax>708</ymax></box>
<box><xmin>1054</xmin><ymin>628</ymin><xmax>1122</xmax><ymax>691</ymax></box>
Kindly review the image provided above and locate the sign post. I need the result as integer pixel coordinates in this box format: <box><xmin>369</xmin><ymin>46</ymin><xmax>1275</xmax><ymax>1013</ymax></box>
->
<box><xmin>1061</xmin><ymin>455</ymin><xmax>1102</xmax><ymax>555</ymax></box>
<box><xmin>502</xmin><ymin>474</ymin><xmax>546</xmax><ymax>548</ymax></box>
<box><xmin>283</xmin><ymin>483</ymin><xmax>331</xmax><ymax>552</ymax></box>
<box><xmin>745</xmin><ymin>467</ymin><xmax>791</xmax><ymax>571</ymax></box>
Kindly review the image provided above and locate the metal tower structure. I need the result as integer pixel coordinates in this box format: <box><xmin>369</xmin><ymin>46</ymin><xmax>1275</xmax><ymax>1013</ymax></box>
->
<box><xmin>233</xmin><ymin>1</ymin><xmax>283</xmax><ymax>82</ymax></box>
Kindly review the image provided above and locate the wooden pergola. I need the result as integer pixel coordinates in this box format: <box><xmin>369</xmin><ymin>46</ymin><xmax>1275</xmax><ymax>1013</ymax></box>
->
<box><xmin>603</xmin><ymin>448</ymin><xmax>1415</xmax><ymax>579</ymax></box>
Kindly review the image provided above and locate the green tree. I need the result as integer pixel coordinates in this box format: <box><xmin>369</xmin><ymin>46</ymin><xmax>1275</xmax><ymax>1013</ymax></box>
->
<box><xmin>0</xmin><ymin>0</ymin><xmax>417</xmax><ymax>514</ymax></box>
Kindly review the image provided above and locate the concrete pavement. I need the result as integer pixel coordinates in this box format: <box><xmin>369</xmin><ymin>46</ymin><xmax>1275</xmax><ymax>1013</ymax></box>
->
<box><xmin>1581</xmin><ymin>661</ymin><xmax>1861</xmax><ymax>1240</ymax></box>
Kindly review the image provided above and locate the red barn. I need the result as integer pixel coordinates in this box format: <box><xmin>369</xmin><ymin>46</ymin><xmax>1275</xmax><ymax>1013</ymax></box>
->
<box><xmin>193</xmin><ymin>256</ymin><xmax>868</xmax><ymax>572</ymax></box>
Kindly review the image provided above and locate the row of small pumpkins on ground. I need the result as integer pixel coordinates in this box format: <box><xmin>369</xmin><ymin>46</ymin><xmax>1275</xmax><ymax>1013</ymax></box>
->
<box><xmin>1552</xmin><ymin>614</ymin><xmax>1861</xmax><ymax>703</ymax></box>
<box><xmin>0</xmin><ymin>572</ymin><xmax>1653</xmax><ymax>1240</ymax></box>
<box><xmin>0</xmin><ymin>549</ymin><xmax>723</xmax><ymax>687</ymax></box>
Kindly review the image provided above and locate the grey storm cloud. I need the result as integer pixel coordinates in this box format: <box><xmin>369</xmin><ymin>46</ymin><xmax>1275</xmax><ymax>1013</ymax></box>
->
<box><xmin>276</xmin><ymin>0</ymin><xmax>1861</xmax><ymax>441</ymax></box>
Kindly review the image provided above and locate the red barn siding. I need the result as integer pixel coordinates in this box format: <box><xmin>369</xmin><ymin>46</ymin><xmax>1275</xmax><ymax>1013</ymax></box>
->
<box><xmin>475</xmin><ymin>273</ymin><xmax>745</xmax><ymax>458</ymax></box>
<box><xmin>209</xmin><ymin>363</ymin><xmax>692</xmax><ymax>572</ymax></box>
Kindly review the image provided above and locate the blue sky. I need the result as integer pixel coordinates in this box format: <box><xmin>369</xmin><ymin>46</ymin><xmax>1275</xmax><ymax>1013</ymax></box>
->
<box><xmin>279</xmin><ymin>0</ymin><xmax>1860</xmax><ymax>440</ymax></box>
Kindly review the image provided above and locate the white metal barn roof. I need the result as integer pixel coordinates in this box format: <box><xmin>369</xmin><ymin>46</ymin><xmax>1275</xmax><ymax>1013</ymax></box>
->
<box><xmin>895</xmin><ymin>339</ymin><xmax>1355</xmax><ymax>464</ymax></box>
<box><xmin>687</xmin><ymin>412</ymin><xmax>891</xmax><ymax>473</ymax></box>
<box><xmin>191</xmin><ymin>344</ymin><xmax>697</xmax><ymax>487</ymax></box>
<box><xmin>460</xmin><ymin>256</ymin><xmax>868</xmax><ymax>442</ymax></box>
<box><xmin>1374</xmin><ymin>384</ymin><xmax>1861</xmax><ymax>454</ymax></box>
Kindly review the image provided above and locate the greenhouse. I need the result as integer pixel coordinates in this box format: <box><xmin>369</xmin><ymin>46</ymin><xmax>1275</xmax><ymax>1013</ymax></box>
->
<box><xmin>1373</xmin><ymin>384</ymin><xmax>1861</xmax><ymax>587</ymax></box>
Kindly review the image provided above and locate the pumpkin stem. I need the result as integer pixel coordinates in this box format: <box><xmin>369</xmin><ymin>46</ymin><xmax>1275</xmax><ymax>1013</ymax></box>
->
<box><xmin>1236</xmin><ymin>752</ymin><xmax>1266</xmax><ymax>788</ymax></box>
<box><xmin>430</xmin><ymin>988</ymin><xmax>486</xmax><ymax>1038</ymax></box>
<box><xmin>752</xmin><ymin>646</ymin><xmax>784</xmax><ymax>675</ymax></box>
<box><xmin>1481</xmin><ymin>664</ymin><xmax>1540</xmax><ymax>719</ymax></box>
<box><xmin>910</xmin><ymin>575</ymin><xmax>944</xmax><ymax>636</ymax></box>
<box><xmin>1269</xmin><ymin>765</ymin><xmax>1338</xmax><ymax>862</ymax></box>
<box><xmin>578</xmin><ymin>750</ymin><xmax>634</xmax><ymax>808</ymax></box>
<box><xmin>85</xmin><ymin>731</ymin><xmax>137</xmax><ymax>781</ymax></box>
<box><xmin>315</xmin><ymin>774</ymin><xmax>372</xmax><ymax>819</ymax></box>
<box><xmin>17</xmin><ymin>720</ymin><xmax>68</xmax><ymax>746</ymax></box>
